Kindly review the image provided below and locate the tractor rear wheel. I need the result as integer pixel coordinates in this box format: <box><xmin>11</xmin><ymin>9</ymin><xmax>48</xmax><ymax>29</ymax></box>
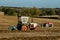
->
<box><xmin>21</xmin><ymin>25</ymin><xmax>28</xmax><ymax>31</ymax></box>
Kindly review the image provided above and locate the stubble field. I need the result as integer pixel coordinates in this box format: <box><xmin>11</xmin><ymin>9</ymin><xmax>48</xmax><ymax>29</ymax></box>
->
<box><xmin>0</xmin><ymin>14</ymin><xmax>60</xmax><ymax>40</ymax></box>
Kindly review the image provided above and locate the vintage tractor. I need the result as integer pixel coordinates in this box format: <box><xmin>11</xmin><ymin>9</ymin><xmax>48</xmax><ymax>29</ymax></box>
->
<box><xmin>16</xmin><ymin>16</ymin><xmax>39</xmax><ymax>31</ymax></box>
<box><xmin>8</xmin><ymin>13</ymin><xmax>53</xmax><ymax>31</ymax></box>
<box><xmin>8</xmin><ymin>15</ymin><xmax>39</xmax><ymax>31</ymax></box>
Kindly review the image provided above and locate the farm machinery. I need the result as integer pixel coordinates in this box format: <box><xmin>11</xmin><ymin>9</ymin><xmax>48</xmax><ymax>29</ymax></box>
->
<box><xmin>8</xmin><ymin>14</ymin><xmax>53</xmax><ymax>31</ymax></box>
<box><xmin>17</xmin><ymin>16</ymin><xmax>39</xmax><ymax>31</ymax></box>
<box><xmin>8</xmin><ymin>16</ymin><xmax>39</xmax><ymax>31</ymax></box>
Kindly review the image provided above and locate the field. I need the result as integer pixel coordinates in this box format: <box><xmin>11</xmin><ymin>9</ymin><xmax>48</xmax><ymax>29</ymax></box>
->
<box><xmin>0</xmin><ymin>14</ymin><xmax>60</xmax><ymax>40</ymax></box>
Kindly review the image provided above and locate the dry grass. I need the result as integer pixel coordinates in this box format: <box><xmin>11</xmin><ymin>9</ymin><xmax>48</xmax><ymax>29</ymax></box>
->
<box><xmin>0</xmin><ymin>14</ymin><xmax>60</xmax><ymax>40</ymax></box>
<box><xmin>0</xmin><ymin>36</ymin><xmax>59</xmax><ymax>40</ymax></box>
<box><xmin>0</xmin><ymin>15</ymin><xmax>18</xmax><ymax>30</ymax></box>
<box><xmin>31</xmin><ymin>18</ymin><xmax>60</xmax><ymax>27</ymax></box>
<box><xmin>0</xmin><ymin>32</ymin><xmax>60</xmax><ymax>40</ymax></box>
<box><xmin>0</xmin><ymin>14</ymin><xmax>60</xmax><ymax>28</ymax></box>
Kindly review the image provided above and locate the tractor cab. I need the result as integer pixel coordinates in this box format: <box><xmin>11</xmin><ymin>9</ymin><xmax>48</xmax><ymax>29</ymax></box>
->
<box><xmin>17</xmin><ymin>16</ymin><xmax>38</xmax><ymax>31</ymax></box>
<box><xmin>17</xmin><ymin>16</ymin><xmax>29</xmax><ymax>30</ymax></box>
<box><xmin>20</xmin><ymin>16</ymin><xmax>29</xmax><ymax>24</ymax></box>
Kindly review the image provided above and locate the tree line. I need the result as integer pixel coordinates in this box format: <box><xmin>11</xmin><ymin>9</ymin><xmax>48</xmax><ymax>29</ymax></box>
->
<box><xmin>0</xmin><ymin>7</ymin><xmax>60</xmax><ymax>16</ymax></box>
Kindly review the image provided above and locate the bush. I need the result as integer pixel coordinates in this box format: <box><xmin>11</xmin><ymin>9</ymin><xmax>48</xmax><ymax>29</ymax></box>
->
<box><xmin>2</xmin><ymin>8</ymin><xmax>16</xmax><ymax>16</ymax></box>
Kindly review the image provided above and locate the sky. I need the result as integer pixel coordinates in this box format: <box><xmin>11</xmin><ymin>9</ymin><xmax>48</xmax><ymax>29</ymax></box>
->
<box><xmin>0</xmin><ymin>0</ymin><xmax>60</xmax><ymax>8</ymax></box>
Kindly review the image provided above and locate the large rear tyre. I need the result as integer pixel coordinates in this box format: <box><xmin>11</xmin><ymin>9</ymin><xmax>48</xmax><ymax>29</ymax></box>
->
<box><xmin>21</xmin><ymin>25</ymin><xmax>28</xmax><ymax>31</ymax></box>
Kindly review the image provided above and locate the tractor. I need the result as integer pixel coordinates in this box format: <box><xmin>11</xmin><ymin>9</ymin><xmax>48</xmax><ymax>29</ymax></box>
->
<box><xmin>8</xmin><ymin>14</ymin><xmax>39</xmax><ymax>31</ymax></box>
<box><xmin>8</xmin><ymin>13</ymin><xmax>53</xmax><ymax>31</ymax></box>
<box><xmin>16</xmin><ymin>16</ymin><xmax>39</xmax><ymax>31</ymax></box>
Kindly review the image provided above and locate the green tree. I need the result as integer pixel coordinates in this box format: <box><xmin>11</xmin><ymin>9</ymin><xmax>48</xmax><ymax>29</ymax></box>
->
<box><xmin>47</xmin><ymin>9</ymin><xmax>56</xmax><ymax>15</ymax></box>
<box><xmin>2</xmin><ymin>8</ymin><xmax>7</xmax><ymax>15</ymax></box>
<box><xmin>31</xmin><ymin>7</ymin><xmax>42</xmax><ymax>16</ymax></box>
<box><xmin>3</xmin><ymin>8</ymin><xmax>16</xmax><ymax>16</ymax></box>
